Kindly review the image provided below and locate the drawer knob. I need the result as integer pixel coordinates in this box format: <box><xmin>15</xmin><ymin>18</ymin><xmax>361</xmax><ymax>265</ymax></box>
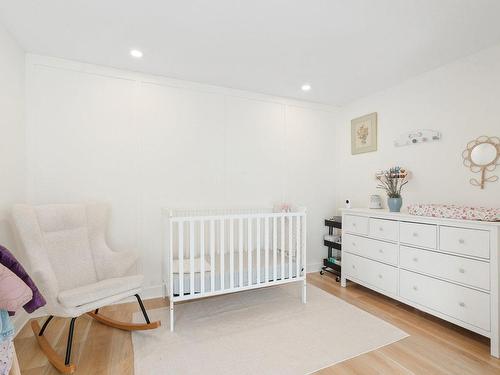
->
<box><xmin>379</xmin><ymin>227</ymin><xmax>384</xmax><ymax>231</ymax></box>
<box><xmin>458</xmin><ymin>238</ymin><xmax>465</xmax><ymax>244</ymax></box>
<box><xmin>412</xmin><ymin>232</ymin><xmax>419</xmax><ymax>237</ymax></box>
<box><xmin>459</xmin><ymin>302</ymin><xmax>466</xmax><ymax>308</ymax></box>
<box><xmin>412</xmin><ymin>285</ymin><xmax>418</xmax><ymax>291</ymax></box>
<box><xmin>378</xmin><ymin>274</ymin><xmax>383</xmax><ymax>279</ymax></box>
<box><xmin>412</xmin><ymin>257</ymin><xmax>418</xmax><ymax>262</ymax></box>
<box><xmin>352</xmin><ymin>265</ymin><xmax>356</xmax><ymax>269</ymax></box>
<box><xmin>352</xmin><ymin>223</ymin><xmax>357</xmax><ymax>227</ymax></box>
<box><xmin>378</xmin><ymin>249</ymin><xmax>384</xmax><ymax>253</ymax></box>
<box><xmin>352</xmin><ymin>242</ymin><xmax>356</xmax><ymax>247</ymax></box>
<box><xmin>459</xmin><ymin>268</ymin><xmax>465</xmax><ymax>274</ymax></box>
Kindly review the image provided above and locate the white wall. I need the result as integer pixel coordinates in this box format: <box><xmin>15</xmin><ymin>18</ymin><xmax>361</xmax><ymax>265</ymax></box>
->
<box><xmin>0</xmin><ymin>24</ymin><xmax>25</xmax><ymax>250</ymax></box>
<box><xmin>336</xmin><ymin>43</ymin><xmax>500</xmax><ymax>211</ymax></box>
<box><xmin>0</xmin><ymin>24</ymin><xmax>27</xmax><ymax>334</ymax></box>
<box><xmin>26</xmin><ymin>55</ymin><xmax>338</xmax><ymax>295</ymax></box>
<box><xmin>21</xmin><ymin>42</ymin><xmax>500</xmax><ymax>300</ymax></box>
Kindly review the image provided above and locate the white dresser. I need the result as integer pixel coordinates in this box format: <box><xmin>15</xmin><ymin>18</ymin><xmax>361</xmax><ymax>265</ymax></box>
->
<box><xmin>341</xmin><ymin>208</ymin><xmax>500</xmax><ymax>357</ymax></box>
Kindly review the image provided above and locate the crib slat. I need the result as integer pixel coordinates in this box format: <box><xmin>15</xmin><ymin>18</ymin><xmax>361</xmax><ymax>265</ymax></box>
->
<box><xmin>169</xmin><ymin>216</ymin><xmax>174</xmax><ymax>300</ymax></box>
<box><xmin>281</xmin><ymin>215</ymin><xmax>285</xmax><ymax>280</ymax></box>
<box><xmin>247</xmin><ymin>218</ymin><xmax>252</xmax><ymax>286</ymax></box>
<box><xmin>273</xmin><ymin>216</ymin><xmax>277</xmax><ymax>281</ymax></box>
<box><xmin>168</xmin><ymin>210</ymin><xmax>307</xmax><ymax>304</ymax></box>
<box><xmin>256</xmin><ymin>217</ymin><xmax>261</xmax><ymax>284</ymax></box>
<box><xmin>296</xmin><ymin>216</ymin><xmax>300</xmax><ymax>278</ymax></box>
<box><xmin>210</xmin><ymin>219</ymin><xmax>215</xmax><ymax>292</ymax></box>
<box><xmin>179</xmin><ymin>221</ymin><xmax>184</xmax><ymax>297</ymax></box>
<box><xmin>230</xmin><ymin>218</ymin><xmax>234</xmax><ymax>289</ymax></box>
<box><xmin>220</xmin><ymin>219</ymin><xmax>225</xmax><ymax>290</ymax></box>
<box><xmin>190</xmin><ymin>221</ymin><xmax>195</xmax><ymax>295</ymax></box>
<box><xmin>264</xmin><ymin>217</ymin><xmax>269</xmax><ymax>283</ymax></box>
<box><xmin>288</xmin><ymin>215</ymin><xmax>293</xmax><ymax>279</ymax></box>
<box><xmin>200</xmin><ymin>220</ymin><xmax>205</xmax><ymax>294</ymax></box>
<box><xmin>239</xmin><ymin>218</ymin><xmax>243</xmax><ymax>287</ymax></box>
<box><xmin>302</xmin><ymin>214</ymin><xmax>307</xmax><ymax>275</ymax></box>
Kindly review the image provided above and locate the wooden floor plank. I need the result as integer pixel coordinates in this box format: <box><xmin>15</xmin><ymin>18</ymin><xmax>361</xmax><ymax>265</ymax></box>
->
<box><xmin>14</xmin><ymin>273</ymin><xmax>500</xmax><ymax>374</ymax></box>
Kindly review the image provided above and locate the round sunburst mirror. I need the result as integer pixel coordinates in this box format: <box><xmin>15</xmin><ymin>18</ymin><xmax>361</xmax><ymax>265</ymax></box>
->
<box><xmin>462</xmin><ymin>136</ymin><xmax>500</xmax><ymax>189</ymax></box>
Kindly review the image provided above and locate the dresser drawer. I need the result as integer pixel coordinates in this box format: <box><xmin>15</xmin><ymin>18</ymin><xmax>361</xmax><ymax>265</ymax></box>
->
<box><xmin>344</xmin><ymin>234</ymin><xmax>398</xmax><ymax>265</ymax></box>
<box><xmin>400</xmin><ymin>245</ymin><xmax>490</xmax><ymax>290</ymax></box>
<box><xmin>369</xmin><ymin>218</ymin><xmax>398</xmax><ymax>242</ymax></box>
<box><xmin>400</xmin><ymin>270</ymin><xmax>490</xmax><ymax>331</ymax></box>
<box><xmin>343</xmin><ymin>253</ymin><xmax>397</xmax><ymax>295</ymax></box>
<box><xmin>400</xmin><ymin>222</ymin><xmax>437</xmax><ymax>249</ymax></box>
<box><xmin>344</xmin><ymin>215</ymin><xmax>369</xmax><ymax>236</ymax></box>
<box><xmin>440</xmin><ymin>226</ymin><xmax>490</xmax><ymax>259</ymax></box>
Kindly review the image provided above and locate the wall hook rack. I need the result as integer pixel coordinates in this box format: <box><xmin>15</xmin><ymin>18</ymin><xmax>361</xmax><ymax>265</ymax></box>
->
<box><xmin>394</xmin><ymin>129</ymin><xmax>441</xmax><ymax>147</ymax></box>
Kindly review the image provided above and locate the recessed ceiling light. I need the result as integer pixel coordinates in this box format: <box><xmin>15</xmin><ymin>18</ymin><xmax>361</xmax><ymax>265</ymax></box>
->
<box><xmin>130</xmin><ymin>49</ymin><xmax>143</xmax><ymax>58</ymax></box>
<box><xmin>301</xmin><ymin>84</ymin><xmax>311</xmax><ymax>91</ymax></box>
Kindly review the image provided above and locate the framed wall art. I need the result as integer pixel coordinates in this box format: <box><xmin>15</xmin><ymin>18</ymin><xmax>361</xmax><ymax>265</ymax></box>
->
<box><xmin>351</xmin><ymin>112</ymin><xmax>377</xmax><ymax>155</ymax></box>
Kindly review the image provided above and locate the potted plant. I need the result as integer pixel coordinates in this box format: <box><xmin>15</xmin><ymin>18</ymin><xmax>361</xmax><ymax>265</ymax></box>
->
<box><xmin>376</xmin><ymin>167</ymin><xmax>409</xmax><ymax>212</ymax></box>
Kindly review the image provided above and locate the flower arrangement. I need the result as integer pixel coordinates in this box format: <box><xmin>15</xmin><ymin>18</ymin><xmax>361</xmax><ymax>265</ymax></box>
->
<box><xmin>276</xmin><ymin>203</ymin><xmax>292</xmax><ymax>213</ymax></box>
<box><xmin>376</xmin><ymin>167</ymin><xmax>409</xmax><ymax>198</ymax></box>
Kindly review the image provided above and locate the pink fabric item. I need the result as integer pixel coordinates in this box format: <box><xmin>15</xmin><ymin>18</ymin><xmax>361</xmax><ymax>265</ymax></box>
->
<box><xmin>0</xmin><ymin>263</ymin><xmax>33</xmax><ymax>313</ymax></box>
<box><xmin>408</xmin><ymin>204</ymin><xmax>500</xmax><ymax>222</ymax></box>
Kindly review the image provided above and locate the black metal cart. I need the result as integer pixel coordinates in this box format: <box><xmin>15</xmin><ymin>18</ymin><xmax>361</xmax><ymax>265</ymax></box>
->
<box><xmin>320</xmin><ymin>216</ymin><xmax>342</xmax><ymax>282</ymax></box>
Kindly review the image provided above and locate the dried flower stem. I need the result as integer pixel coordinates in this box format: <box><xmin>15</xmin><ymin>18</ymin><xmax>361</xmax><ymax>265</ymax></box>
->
<box><xmin>376</xmin><ymin>167</ymin><xmax>409</xmax><ymax>198</ymax></box>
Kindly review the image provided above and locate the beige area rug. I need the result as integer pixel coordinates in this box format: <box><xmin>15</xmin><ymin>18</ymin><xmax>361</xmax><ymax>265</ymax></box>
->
<box><xmin>132</xmin><ymin>284</ymin><xmax>408</xmax><ymax>375</ymax></box>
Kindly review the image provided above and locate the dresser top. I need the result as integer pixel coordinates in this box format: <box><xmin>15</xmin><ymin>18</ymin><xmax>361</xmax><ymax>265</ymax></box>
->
<box><xmin>341</xmin><ymin>208</ymin><xmax>500</xmax><ymax>228</ymax></box>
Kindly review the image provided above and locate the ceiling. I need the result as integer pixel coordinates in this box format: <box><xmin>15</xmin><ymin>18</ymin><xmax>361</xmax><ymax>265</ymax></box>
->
<box><xmin>1</xmin><ymin>0</ymin><xmax>500</xmax><ymax>105</ymax></box>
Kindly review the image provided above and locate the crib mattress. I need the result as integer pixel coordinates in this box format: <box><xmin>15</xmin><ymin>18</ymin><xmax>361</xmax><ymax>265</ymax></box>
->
<box><xmin>171</xmin><ymin>250</ymin><xmax>300</xmax><ymax>296</ymax></box>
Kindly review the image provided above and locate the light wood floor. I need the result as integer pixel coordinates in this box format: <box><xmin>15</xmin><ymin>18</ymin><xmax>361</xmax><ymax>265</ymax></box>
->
<box><xmin>15</xmin><ymin>273</ymin><xmax>500</xmax><ymax>374</ymax></box>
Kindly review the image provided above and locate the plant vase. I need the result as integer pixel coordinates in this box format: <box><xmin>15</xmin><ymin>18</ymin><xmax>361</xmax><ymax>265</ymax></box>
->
<box><xmin>387</xmin><ymin>197</ymin><xmax>402</xmax><ymax>212</ymax></box>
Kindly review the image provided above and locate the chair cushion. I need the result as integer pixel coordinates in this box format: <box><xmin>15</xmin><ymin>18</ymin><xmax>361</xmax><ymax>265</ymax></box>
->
<box><xmin>35</xmin><ymin>204</ymin><xmax>99</xmax><ymax>290</ymax></box>
<box><xmin>57</xmin><ymin>275</ymin><xmax>143</xmax><ymax>308</ymax></box>
<box><xmin>43</xmin><ymin>227</ymin><xmax>99</xmax><ymax>291</ymax></box>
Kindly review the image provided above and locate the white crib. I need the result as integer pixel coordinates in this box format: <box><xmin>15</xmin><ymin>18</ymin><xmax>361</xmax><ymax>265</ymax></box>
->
<box><xmin>163</xmin><ymin>207</ymin><xmax>307</xmax><ymax>331</ymax></box>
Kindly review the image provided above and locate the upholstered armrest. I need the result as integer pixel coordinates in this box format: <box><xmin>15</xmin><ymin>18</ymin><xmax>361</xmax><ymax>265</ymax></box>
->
<box><xmin>32</xmin><ymin>267</ymin><xmax>59</xmax><ymax>297</ymax></box>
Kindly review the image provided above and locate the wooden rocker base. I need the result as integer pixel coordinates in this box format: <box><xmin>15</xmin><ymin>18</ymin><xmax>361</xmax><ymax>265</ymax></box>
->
<box><xmin>31</xmin><ymin>320</ymin><xmax>76</xmax><ymax>374</ymax></box>
<box><xmin>86</xmin><ymin>312</ymin><xmax>161</xmax><ymax>331</ymax></box>
<box><xmin>31</xmin><ymin>295</ymin><xmax>158</xmax><ymax>373</ymax></box>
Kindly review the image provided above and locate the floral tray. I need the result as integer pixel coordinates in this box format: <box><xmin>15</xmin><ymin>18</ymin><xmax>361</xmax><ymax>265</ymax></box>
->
<box><xmin>408</xmin><ymin>204</ymin><xmax>500</xmax><ymax>222</ymax></box>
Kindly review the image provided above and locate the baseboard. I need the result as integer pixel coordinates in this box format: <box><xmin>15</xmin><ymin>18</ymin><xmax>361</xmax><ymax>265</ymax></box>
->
<box><xmin>306</xmin><ymin>262</ymin><xmax>323</xmax><ymax>274</ymax></box>
<box><xmin>141</xmin><ymin>284</ymin><xmax>164</xmax><ymax>300</ymax></box>
<box><xmin>153</xmin><ymin>264</ymin><xmax>323</xmax><ymax>302</ymax></box>
<box><xmin>131</xmin><ymin>263</ymin><xmax>323</xmax><ymax>300</ymax></box>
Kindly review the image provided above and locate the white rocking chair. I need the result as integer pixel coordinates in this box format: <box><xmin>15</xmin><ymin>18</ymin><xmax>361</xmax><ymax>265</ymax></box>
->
<box><xmin>12</xmin><ymin>203</ymin><xmax>160</xmax><ymax>373</ymax></box>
